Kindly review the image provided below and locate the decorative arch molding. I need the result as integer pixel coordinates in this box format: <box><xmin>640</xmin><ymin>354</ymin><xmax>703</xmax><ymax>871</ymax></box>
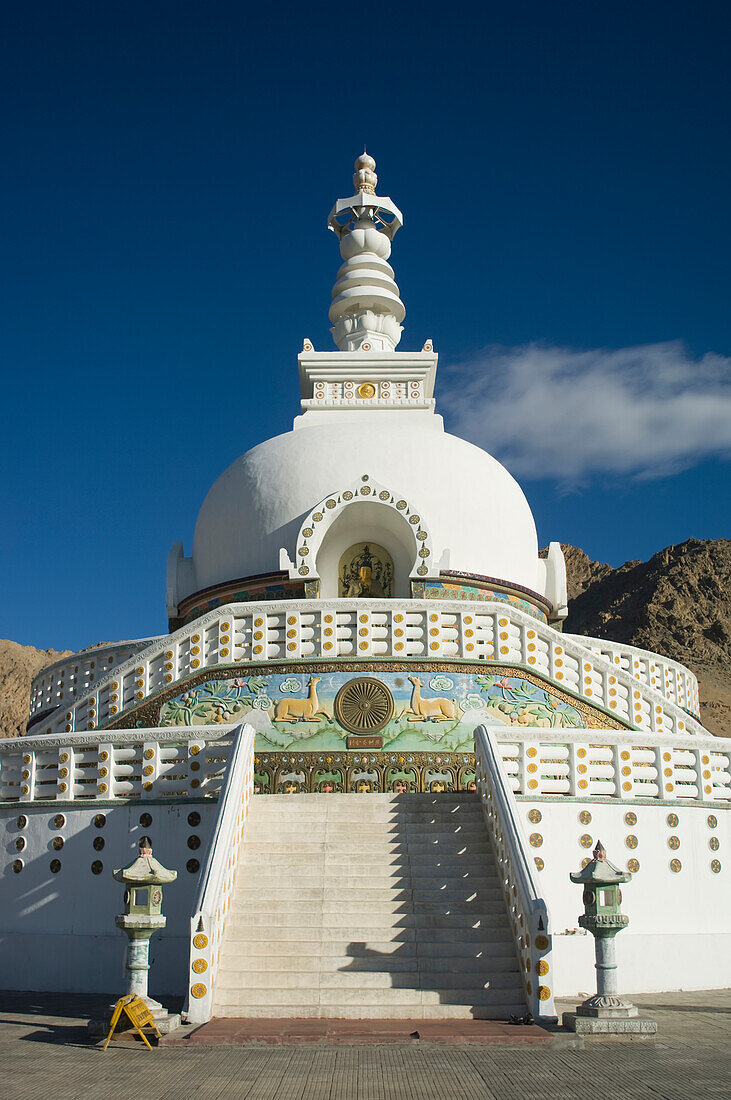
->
<box><xmin>280</xmin><ymin>475</ymin><xmax>443</xmax><ymax>584</ymax></box>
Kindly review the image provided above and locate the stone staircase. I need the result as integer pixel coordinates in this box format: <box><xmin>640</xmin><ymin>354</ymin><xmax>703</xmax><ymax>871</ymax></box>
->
<box><xmin>212</xmin><ymin>792</ymin><xmax>527</xmax><ymax>1019</ymax></box>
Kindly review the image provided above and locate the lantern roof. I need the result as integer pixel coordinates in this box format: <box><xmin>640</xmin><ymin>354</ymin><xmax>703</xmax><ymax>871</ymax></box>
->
<box><xmin>113</xmin><ymin>839</ymin><xmax>177</xmax><ymax>885</ymax></box>
<box><xmin>570</xmin><ymin>840</ymin><xmax>631</xmax><ymax>886</ymax></box>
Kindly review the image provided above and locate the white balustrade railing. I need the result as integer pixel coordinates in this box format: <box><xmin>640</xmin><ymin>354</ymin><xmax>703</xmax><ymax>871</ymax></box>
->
<box><xmin>3</xmin><ymin>722</ymin><xmax>726</xmax><ymax>808</ymax></box>
<box><xmin>475</xmin><ymin>726</ymin><xmax>555</xmax><ymax>1023</ymax></box>
<box><xmin>29</xmin><ymin>599</ymin><xmax>706</xmax><ymax>742</ymax></box>
<box><xmin>494</xmin><ymin>727</ymin><xmax>730</xmax><ymax>803</ymax></box>
<box><xmin>0</xmin><ymin>726</ymin><xmax>234</xmax><ymax>803</ymax></box>
<box><xmin>564</xmin><ymin>633</ymin><xmax>700</xmax><ymax>718</ymax></box>
<box><xmin>185</xmin><ymin>723</ymin><xmax>255</xmax><ymax>1024</ymax></box>
<box><xmin>28</xmin><ymin>637</ymin><xmax>162</xmax><ymax>726</ymax></box>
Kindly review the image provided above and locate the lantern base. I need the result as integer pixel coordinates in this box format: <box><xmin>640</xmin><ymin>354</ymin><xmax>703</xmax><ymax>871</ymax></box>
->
<box><xmin>562</xmin><ymin>1011</ymin><xmax>657</xmax><ymax>1036</ymax></box>
<box><xmin>575</xmin><ymin>993</ymin><xmax>638</xmax><ymax>1017</ymax></box>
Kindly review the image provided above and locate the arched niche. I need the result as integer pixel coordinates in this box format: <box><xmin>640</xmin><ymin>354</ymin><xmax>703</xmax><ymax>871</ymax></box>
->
<box><xmin>283</xmin><ymin>476</ymin><xmax>440</xmax><ymax>597</ymax></box>
<box><xmin>318</xmin><ymin>506</ymin><xmax>414</xmax><ymax>597</ymax></box>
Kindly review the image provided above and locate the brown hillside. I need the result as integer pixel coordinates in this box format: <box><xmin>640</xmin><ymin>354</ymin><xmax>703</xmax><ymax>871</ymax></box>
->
<box><xmin>0</xmin><ymin>640</ymin><xmax>73</xmax><ymax>739</ymax></box>
<box><xmin>561</xmin><ymin>539</ymin><xmax>731</xmax><ymax>736</ymax></box>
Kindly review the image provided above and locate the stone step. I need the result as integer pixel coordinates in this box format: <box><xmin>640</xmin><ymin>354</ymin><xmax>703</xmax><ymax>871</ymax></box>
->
<box><xmin>210</xmin><ymin>1003</ymin><xmax>527</xmax><ymax>1020</ymax></box>
<box><xmin>242</xmin><ymin>829</ymin><xmax>489</xmax><ymax>844</ymax></box>
<box><xmin>247</xmin><ymin>818</ymin><xmax>485</xmax><ymax>828</ymax></box>
<box><xmin>236</xmin><ymin>867</ymin><xmax>499</xmax><ymax>882</ymax></box>
<box><xmin>211</xmin><ymin>985</ymin><xmax>523</xmax><ymax>1008</ymax></box>
<box><xmin>228</xmin><ymin>916</ymin><xmax>510</xmax><ymax>937</ymax></box>
<box><xmin>226</xmin><ymin>926</ymin><xmax>511</xmax><ymax>946</ymax></box>
<box><xmin>231</xmin><ymin>894</ymin><xmax>506</xmax><ymax>913</ymax></box>
<box><xmin>219</xmin><ymin>937</ymin><xmax>515</xmax><ymax>956</ymax></box>
<box><xmin>239</xmin><ymin>836</ymin><xmax>490</xmax><ymax>853</ymax></box>
<box><xmin>234</xmin><ymin>858</ymin><xmax>496</xmax><ymax>875</ymax></box>
<box><xmin>214</xmin><ymin>969</ymin><xmax>521</xmax><ymax>991</ymax></box>
<box><xmin>218</xmin><ymin>951</ymin><xmax>518</xmax><ymax>973</ymax></box>
<box><xmin>232</xmin><ymin>886</ymin><xmax>505</xmax><ymax>903</ymax></box>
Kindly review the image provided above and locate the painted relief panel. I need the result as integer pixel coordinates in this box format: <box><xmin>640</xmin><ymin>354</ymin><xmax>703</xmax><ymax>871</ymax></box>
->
<box><xmin>411</xmin><ymin>580</ymin><xmax>547</xmax><ymax>621</ymax></box>
<box><xmin>159</xmin><ymin>670</ymin><xmax>584</xmax><ymax>752</ymax></box>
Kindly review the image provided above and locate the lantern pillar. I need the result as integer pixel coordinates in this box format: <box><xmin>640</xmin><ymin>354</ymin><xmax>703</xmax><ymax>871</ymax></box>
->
<box><xmin>562</xmin><ymin>840</ymin><xmax>657</xmax><ymax>1037</ymax></box>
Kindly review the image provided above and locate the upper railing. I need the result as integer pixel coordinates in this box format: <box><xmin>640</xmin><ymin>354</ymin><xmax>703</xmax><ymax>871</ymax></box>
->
<box><xmin>475</xmin><ymin>726</ymin><xmax>555</xmax><ymax>1023</ymax></box>
<box><xmin>28</xmin><ymin>637</ymin><xmax>162</xmax><ymax>726</ymax></box>
<box><xmin>564</xmin><ymin>633</ymin><xmax>700</xmax><ymax>717</ymax></box>
<box><xmin>27</xmin><ymin>599</ymin><xmax>706</xmax><ymax>741</ymax></box>
<box><xmin>185</xmin><ymin>723</ymin><xmax>255</xmax><ymax>1024</ymax></box>
<box><xmin>0</xmin><ymin>725</ymin><xmax>234</xmax><ymax>803</ymax></box>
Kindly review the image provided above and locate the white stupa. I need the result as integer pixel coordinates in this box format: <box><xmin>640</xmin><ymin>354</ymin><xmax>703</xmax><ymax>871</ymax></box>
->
<box><xmin>4</xmin><ymin>154</ymin><xmax>726</xmax><ymax>1029</ymax></box>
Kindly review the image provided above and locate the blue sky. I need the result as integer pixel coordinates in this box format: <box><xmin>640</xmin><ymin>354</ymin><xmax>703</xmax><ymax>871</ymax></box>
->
<box><xmin>1</xmin><ymin>1</ymin><xmax>729</xmax><ymax>651</ymax></box>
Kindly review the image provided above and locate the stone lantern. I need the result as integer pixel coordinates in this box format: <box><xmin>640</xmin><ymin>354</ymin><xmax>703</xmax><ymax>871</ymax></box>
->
<box><xmin>562</xmin><ymin>840</ymin><xmax>656</xmax><ymax>1036</ymax></box>
<box><xmin>112</xmin><ymin>836</ymin><xmax>181</xmax><ymax>1033</ymax></box>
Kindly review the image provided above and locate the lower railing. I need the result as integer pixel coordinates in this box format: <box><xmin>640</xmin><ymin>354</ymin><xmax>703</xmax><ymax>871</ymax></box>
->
<box><xmin>475</xmin><ymin>726</ymin><xmax>556</xmax><ymax>1023</ymax></box>
<box><xmin>183</xmin><ymin>724</ymin><xmax>255</xmax><ymax>1024</ymax></box>
<box><xmin>497</xmin><ymin>728</ymin><xmax>730</xmax><ymax>803</ymax></box>
<box><xmin>0</xmin><ymin>726</ymin><xmax>234</xmax><ymax>802</ymax></box>
<box><xmin>1</xmin><ymin>726</ymin><xmax>728</xmax><ymax>806</ymax></box>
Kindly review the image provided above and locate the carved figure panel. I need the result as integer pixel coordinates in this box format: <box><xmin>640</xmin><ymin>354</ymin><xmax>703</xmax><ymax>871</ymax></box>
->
<box><xmin>339</xmin><ymin>542</ymin><xmax>393</xmax><ymax>598</ymax></box>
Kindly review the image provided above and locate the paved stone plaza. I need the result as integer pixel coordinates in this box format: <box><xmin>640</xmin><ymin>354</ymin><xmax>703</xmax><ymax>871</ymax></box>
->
<box><xmin>0</xmin><ymin>990</ymin><xmax>728</xmax><ymax>1098</ymax></box>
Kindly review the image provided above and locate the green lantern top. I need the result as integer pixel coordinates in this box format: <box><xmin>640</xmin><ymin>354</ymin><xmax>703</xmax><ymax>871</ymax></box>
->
<box><xmin>571</xmin><ymin>840</ymin><xmax>630</xmax><ymax>932</ymax></box>
<box><xmin>114</xmin><ymin>837</ymin><xmax>177</xmax><ymax>917</ymax></box>
<box><xmin>570</xmin><ymin>840</ymin><xmax>630</xmax><ymax>889</ymax></box>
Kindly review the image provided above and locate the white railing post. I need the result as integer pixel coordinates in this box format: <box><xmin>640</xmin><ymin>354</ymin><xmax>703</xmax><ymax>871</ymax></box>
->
<box><xmin>21</xmin><ymin>750</ymin><xmax>36</xmax><ymax>802</ymax></box>
<box><xmin>695</xmin><ymin>749</ymin><xmax>713</xmax><ymax>802</ymax></box>
<box><xmin>142</xmin><ymin>741</ymin><xmax>160</xmax><ymax>797</ymax></box>
<box><xmin>97</xmin><ymin>743</ymin><xmax>113</xmax><ymax>799</ymax></box>
<box><xmin>57</xmin><ymin>746</ymin><xmax>74</xmax><ymax>801</ymax></box>
<box><xmin>614</xmin><ymin>744</ymin><xmax>635</xmax><ymax>800</ymax></box>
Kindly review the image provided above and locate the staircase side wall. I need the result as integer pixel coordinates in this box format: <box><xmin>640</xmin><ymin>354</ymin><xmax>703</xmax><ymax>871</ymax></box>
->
<box><xmin>0</xmin><ymin>800</ymin><xmax>217</xmax><ymax>995</ymax></box>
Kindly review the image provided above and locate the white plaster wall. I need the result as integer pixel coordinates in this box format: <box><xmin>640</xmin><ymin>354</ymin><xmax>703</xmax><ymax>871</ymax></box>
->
<box><xmin>0</xmin><ymin>801</ymin><xmax>217</xmax><ymax>995</ymax></box>
<box><xmin>188</xmin><ymin>416</ymin><xmax>541</xmax><ymax>599</ymax></box>
<box><xmin>516</xmin><ymin>798</ymin><xmax>731</xmax><ymax>997</ymax></box>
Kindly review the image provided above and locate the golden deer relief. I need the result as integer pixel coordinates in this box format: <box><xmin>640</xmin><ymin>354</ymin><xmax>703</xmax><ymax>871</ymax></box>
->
<box><xmin>274</xmin><ymin>677</ymin><xmax>330</xmax><ymax>722</ymax></box>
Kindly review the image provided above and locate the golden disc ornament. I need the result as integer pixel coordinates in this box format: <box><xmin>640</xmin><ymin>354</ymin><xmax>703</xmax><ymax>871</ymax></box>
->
<box><xmin>334</xmin><ymin>677</ymin><xmax>395</xmax><ymax>735</ymax></box>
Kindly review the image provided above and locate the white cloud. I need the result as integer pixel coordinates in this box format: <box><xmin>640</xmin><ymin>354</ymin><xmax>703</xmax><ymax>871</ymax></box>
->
<box><xmin>439</xmin><ymin>341</ymin><xmax>731</xmax><ymax>484</ymax></box>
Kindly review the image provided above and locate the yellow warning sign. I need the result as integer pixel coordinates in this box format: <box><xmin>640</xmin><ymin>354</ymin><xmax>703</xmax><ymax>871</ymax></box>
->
<box><xmin>102</xmin><ymin>995</ymin><xmax>161</xmax><ymax>1050</ymax></box>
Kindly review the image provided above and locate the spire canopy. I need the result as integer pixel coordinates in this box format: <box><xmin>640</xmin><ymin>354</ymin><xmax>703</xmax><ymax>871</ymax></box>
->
<box><xmin>327</xmin><ymin>153</ymin><xmax>405</xmax><ymax>352</ymax></box>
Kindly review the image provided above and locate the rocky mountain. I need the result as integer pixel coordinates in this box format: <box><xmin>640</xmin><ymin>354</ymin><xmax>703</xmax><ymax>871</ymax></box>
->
<box><xmin>560</xmin><ymin>539</ymin><xmax>730</xmax><ymax>736</ymax></box>
<box><xmin>1</xmin><ymin>538</ymin><xmax>729</xmax><ymax>737</ymax></box>
<box><xmin>0</xmin><ymin>639</ymin><xmax>73</xmax><ymax>739</ymax></box>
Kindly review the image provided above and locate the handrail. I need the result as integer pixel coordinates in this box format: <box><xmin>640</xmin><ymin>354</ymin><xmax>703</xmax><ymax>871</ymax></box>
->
<box><xmin>29</xmin><ymin>598</ymin><xmax>706</xmax><ymax>741</ymax></box>
<box><xmin>475</xmin><ymin>725</ymin><xmax>556</xmax><ymax>1023</ymax></box>
<box><xmin>184</xmin><ymin>723</ymin><xmax>255</xmax><ymax>1024</ymax></box>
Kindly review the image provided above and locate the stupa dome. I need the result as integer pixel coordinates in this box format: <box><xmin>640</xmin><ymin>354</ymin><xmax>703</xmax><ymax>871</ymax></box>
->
<box><xmin>189</xmin><ymin>417</ymin><xmax>541</xmax><ymax>599</ymax></box>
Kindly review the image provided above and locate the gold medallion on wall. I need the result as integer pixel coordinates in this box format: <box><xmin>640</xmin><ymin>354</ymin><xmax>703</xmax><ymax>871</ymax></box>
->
<box><xmin>334</xmin><ymin>677</ymin><xmax>395</xmax><ymax>735</ymax></box>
